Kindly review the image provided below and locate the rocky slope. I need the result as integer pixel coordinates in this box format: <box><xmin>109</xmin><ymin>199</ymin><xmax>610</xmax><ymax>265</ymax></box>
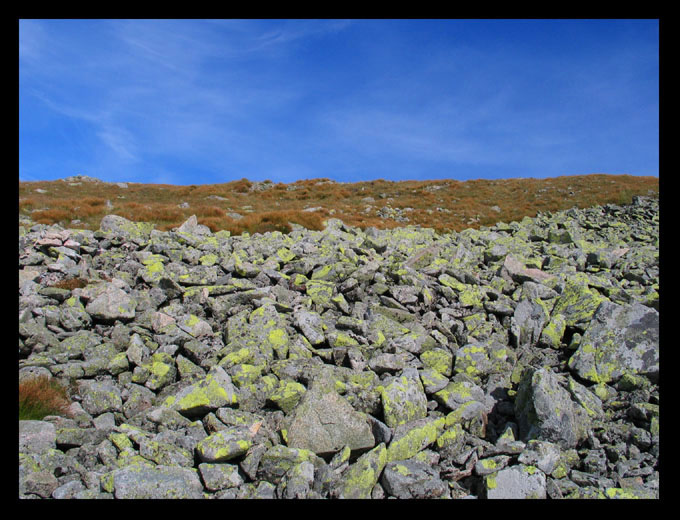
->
<box><xmin>18</xmin><ymin>196</ymin><xmax>659</xmax><ymax>499</ymax></box>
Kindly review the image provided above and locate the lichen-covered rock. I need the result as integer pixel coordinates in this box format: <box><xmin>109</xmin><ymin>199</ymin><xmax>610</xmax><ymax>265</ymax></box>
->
<box><xmin>198</xmin><ymin>462</ymin><xmax>244</xmax><ymax>492</ymax></box>
<box><xmin>78</xmin><ymin>379</ymin><xmax>123</xmax><ymax>416</ymax></box>
<box><xmin>332</xmin><ymin>443</ymin><xmax>388</xmax><ymax>499</ymax></box>
<box><xmin>276</xmin><ymin>460</ymin><xmax>316</xmax><ymax>499</ymax></box>
<box><xmin>164</xmin><ymin>366</ymin><xmax>238</xmax><ymax>417</ymax></box>
<box><xmin>293</xmin><ymin>308</ymin><xmax>325</xmax><ymax>345</ymax></box>
<box><xmin>380</xmin><ymin>371</ymin><xmax>428</xmax><ymax>428</ymax></box>
<box><xmin>85</xmin><ymin>284</ymin><xmax>137</xmax><ymax>321</ymax></box>
<box><xmin>18</xmin><ymin>196</ymin><xmax>659</xmax><ymax>499</ymax></box>
<box><xmin>386</xmin><ymin>417</ymin><xmax>446</xmax><ymax>462</ymax></box>
<box><xmin>551</xmin><ymin>274</ymin><xmax>606</xmax><ymax>329</ymax></box>
<box><xmin>568</xmin><ymin>301</ymin><xmax>659</xmax><ymax>384</ymax></box>
<box><xmin>256</xmin><ymin>445</ymin><xmax>324</xmax><ymax>486</ymax></box>
<box><xmin>195</xmin><ymin>426</ymin><xmax>252</xmax><ymax>462</ymax></box>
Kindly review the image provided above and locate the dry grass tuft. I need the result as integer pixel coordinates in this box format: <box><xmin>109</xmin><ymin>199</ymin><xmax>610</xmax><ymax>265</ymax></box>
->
<box><xmin>50</xmin><ymin>277</ymin><xmax>89</xmax><ymax>290</ymax></box>
<box><xmin>19</xmin><ymin>376</ymin><xmax>72</xmax><ymax>420</ymax></box>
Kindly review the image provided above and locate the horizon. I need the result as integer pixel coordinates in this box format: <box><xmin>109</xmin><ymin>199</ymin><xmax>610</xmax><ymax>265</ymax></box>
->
<box><xmin>19</xmin><ymin>19</ymin><xmax>659</xmax><ymax>186</ymax></box>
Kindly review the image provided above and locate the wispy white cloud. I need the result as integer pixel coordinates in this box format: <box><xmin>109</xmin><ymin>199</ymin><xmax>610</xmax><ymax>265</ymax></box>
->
<box><xmin>96</xmin><ymin>126</ymin><xmax>139</xmax><ymax>162</ymax></box>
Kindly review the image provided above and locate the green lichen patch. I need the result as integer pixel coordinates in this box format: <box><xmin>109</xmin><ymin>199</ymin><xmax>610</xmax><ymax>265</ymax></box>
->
<box><xmin>386</xmin><ymin>417</ymin><xmax>445</xmax><ymax>462</ymax></box>
<box><xmin>334</xmin><ymin>443</ymin><xmax>388</xmax><ymax>499</ymax></box>
<box><xmin>268</xmin><ymin>380</ymin><xmax>306</xmax><ymax>414</ymax></box>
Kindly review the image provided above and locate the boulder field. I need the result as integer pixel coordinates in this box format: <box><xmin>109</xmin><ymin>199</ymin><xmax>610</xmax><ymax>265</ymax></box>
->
<box><xmin>18</xmin><ymin>196</ymin><xmax>659</xmax><ymax>499</ymax></box>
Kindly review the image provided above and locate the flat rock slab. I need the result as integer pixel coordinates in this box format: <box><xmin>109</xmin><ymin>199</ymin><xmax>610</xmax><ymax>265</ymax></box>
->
<box><xmin>112</xmin><ymin>465</ymin><xmax>204</xmax><ymax>499</ymax></box>
<box><xmin>19</xmin><ymin>420</ymin><xmax>56</xmax><ymax>453</ymax></box>
<box><xmin>85</xmin><ymin>285</ymin><xmax>137</xmax><ymax>321</ymax></box>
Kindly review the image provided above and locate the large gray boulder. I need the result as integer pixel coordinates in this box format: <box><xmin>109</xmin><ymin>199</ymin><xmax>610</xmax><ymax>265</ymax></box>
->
<box><xmin>514</xmin><ymin>367</ymin><xmax>590</xmax><ymax>449</ymax></box>
<box><xmin>568</xmin><ymin>301</ymin><xmax>659</xmax><ymax>384</ymax></box>
<box><xmin>284</xmin><ymin>382</ymin><xmax>375</xmax><ymax>456</ymax></box>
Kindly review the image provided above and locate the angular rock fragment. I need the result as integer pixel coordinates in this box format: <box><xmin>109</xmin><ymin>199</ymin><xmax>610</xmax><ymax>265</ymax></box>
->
<box><xmin>485</xmin><ymin>464</ymin><xmax>547</xmax><ymax>499</ymax></box>
<box><xmin>380</xmin><ymin>459</ymin><xmax>448</xmax><ymax>498</ymax></box>
<box><xmin>332</xmin><ymin>443</ymin><xmax>388</xmax><ymax>499</ymax></box>
<box><xmin>164</xmin><ymin>366</ymin><xmax>238</xmax><ymax>417</ymax></box>
<box><xmin>195</xmin><ymin>426</ymin><xmax>252</xmax><ymax>462</ymax></box>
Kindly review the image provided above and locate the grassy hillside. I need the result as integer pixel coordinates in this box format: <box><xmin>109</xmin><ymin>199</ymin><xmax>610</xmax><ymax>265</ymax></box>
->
<box><xmin>19</xmin><ymin>174</ymin><xmax>659</xmax><ymax>236</ymax></box>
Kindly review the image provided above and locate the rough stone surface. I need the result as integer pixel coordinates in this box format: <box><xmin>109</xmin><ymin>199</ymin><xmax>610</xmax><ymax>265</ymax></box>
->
<box><xmin>111</xmin><ymin>465</ymin><xmax>204</xmax><ymax>499</ymax></box>
<box><xmin>18</xmin><ymin>197</ymin><xmax>660</xmax><ymax>499</ymax></box>
<box><xmin>284</xmin><ymin>383</ymin><xmax>375</xmax><ymax>456</ymax></box>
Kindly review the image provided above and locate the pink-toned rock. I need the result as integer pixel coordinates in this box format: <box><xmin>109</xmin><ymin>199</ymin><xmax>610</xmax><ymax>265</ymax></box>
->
<box><xmin>502</xmin><ymin>255</ymin><xmax>554</xmax><ymax>284</ymax></box>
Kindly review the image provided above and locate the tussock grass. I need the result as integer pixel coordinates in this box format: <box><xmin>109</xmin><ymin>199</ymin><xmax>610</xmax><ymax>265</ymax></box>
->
<box><xmin>19</xmin><ymin>173</ymin><xmax>659</xmax><ymax>235</ymax></box>
<box><xmin>19</xmin><ymin>376</ymin><xmax>72</xmax><ymax>421</ymax></box>
<box><xmin>50</xmin><ymin>277</ymin><xmax>89</xmax><ymax>290</ymax></box>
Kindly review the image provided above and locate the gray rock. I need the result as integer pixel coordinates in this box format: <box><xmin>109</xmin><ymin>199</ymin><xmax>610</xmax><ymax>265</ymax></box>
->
<box><xmin>198</xmin><ymin>462</ymin><xmax>244</xmax><ymax>491</ymax></box>
<box><xmin>21</xmin><ymin>470</ymin><xmax>60</xmax><ymax>498</ymax></box>
<box><xmin>380</xmin><ymin>459</ymin><xmax>448</xmax><ymax>498</ymax></box>
<box><xmin>19</xmin><ymin>420</ymin><xmax>56</xmax><ymax>453</ymax></box>
<box><xmin>331</xmin><ymin>443</ymin><xmax>388</xmax><ymax>499</ymax></box>
<box><xmin>257</xmin><ymin>445</ymin><xmax>324</xmax><ymax>486</ymax></box>
<box><xmin>514</xmin><ymin>367</ymin><xmax>590</xmax><ymax>449</ymax></box>
<box><xmin>195</xmin><ymin>426</ymin><xmax>252</xmax><ymax>462</ymax></box>
<box><xmin>485</xmin><ymin>464</ymin><xmax>547</xmax><ymax>499</ymax></box>
<box><xmin>163</xmin><ymin>365</ymin><xmax>239</xmax><ymax>417</ymax></box>
<box><xmin>293</xmin><ymin>308</ymin><xmax>326</xmax><ymax>345</ymax></box>
<box><xmin>380</xmin><ymin>372</ymin><xmax>428</xmax><ymax>428</ymax></box>
<box><xmin>277</xmin><ymin>460</ymin><xmax>316</xmax><ymax>499</ymax></box>
<box><xmin>517</xmin><ymin>440</ymin><xmax>563</xmax><ymax>475</ymax></box>
<box><xmin>78</xmin><ymin>379</ymin><xmax>123</xmax><ymax>416</ymax></box>
<box><xmin>85</xmin><ymin>285</ymin><xmax>137</xmax><ymax>321</ymax></box>
<box><xmin>511</xmin><ymin>297</ymin><xmax>550</xmax><ymax>348</ymax></box>
<box><xmin>112</xmin><ymin>465</ymin><xmax>204</xmax><ymax>499</ymax></box>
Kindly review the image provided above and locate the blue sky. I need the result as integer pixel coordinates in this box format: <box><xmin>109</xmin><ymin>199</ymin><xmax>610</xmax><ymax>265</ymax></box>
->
<box><xmin>19</xmin><ymin>19</ymin><xmax>659</xmax><ymax>185</ymax></box>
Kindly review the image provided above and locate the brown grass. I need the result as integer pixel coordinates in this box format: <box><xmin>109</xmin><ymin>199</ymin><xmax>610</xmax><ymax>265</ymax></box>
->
<box><xmin>19</xmin><ymin>376</ymin><xmax>72</xmax><ymax>420</ymax></box>
<box><xmin>50</xmin><ymin>277</ymin><xmax>89</xmax><ymax>290</ymax></box>
<box><xmin>19</xmin><ymin>173</ymin><xmax>658</xmax><ymax>235</ymax></box>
